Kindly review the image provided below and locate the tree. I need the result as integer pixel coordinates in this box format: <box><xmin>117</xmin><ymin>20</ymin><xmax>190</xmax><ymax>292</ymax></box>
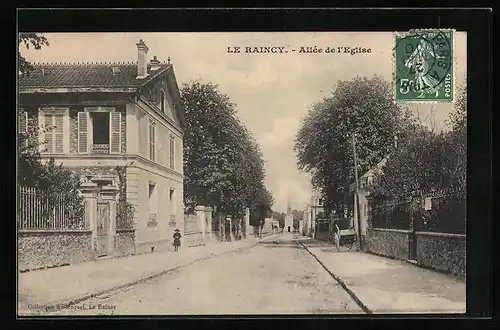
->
<box><xmin>371</xmin><ymin>86</ymin><xmax>467</xmax><ymax>200</ymax></box>
<box><xmin>294</xmin><ymin>76</ymin><xmax>411</xmax><ymax>218</ymax></box>
<box><xmin>18</xmin><ymin>110</ymin><xmax>85</xmax><ymax>228</ymax></box>
<box><xmin>291</xmin><ymin>209</ymin><xmax>304</xmax><ymax>222</ymax></box>
<box><xmin>19</xmin><ymin>33</ymin><xmax>49</xmax><ymax>75</ymax></box>
<box><xmin>272</xmin><ymin>211</ymin><xmax>286</xmax><ymax>228</ymax></box>
<box><xmin>18</xmin><ymin>34</ymin><xmax>84</xmax><ymax>228</ymax></box>
<box><xmin>181</xmin><ymin>82</ymin><xmax>268</xmax><ymax>228</ymax></box>
<box><xmin>249</xmin><ymin>187</ymin><xmax>275</xmax><ymax>226</ymax></box>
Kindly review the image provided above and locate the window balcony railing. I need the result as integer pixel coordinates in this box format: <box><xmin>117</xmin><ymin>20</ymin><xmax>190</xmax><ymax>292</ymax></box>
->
<box><xmin>91</xmin><ymin>144</ymin><xmax>110</xmax><ymax>155</ymax></box>
<box><xmin>147</xmin><ymin>213</ymin><xmax>157</xmax><ymax>228</ymax></box>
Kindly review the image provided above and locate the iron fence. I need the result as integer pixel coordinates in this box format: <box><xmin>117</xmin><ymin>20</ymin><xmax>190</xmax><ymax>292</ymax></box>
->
<box><xmin>371</xmin><ymin>197</ymin><xmax>411</xmax><ymax>230</ymax></box>
<box><xmin>18</xmin><ymin>186</ymin><xmax>85</xmax><ymax>230</ymax></box>
<box><xmin>370</xmin><ymin>189</ymin><xmax>466</xmax><ymax>234</ymax></box>
<box><xmin>414</xmin><ymin>189</ymin><xmax>466</xmax><ymax>234</ymax></box>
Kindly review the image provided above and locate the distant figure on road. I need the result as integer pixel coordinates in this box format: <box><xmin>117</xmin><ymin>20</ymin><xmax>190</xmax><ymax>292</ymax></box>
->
<box><xmin>333</xmin><ymin>221</ymin><xmax>340</xmax><ymax>252</ymax></box>
<box><xmin>173</xmin><ymin>229</ymin><xmax>182</xmax><ymax>252</ymax></box>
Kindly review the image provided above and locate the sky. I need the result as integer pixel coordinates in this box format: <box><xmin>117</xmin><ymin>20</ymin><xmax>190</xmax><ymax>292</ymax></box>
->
<box><xmin>20</xmin><ymin>32</ymin><xmax>467</xmax><ymax>213</ymax></box>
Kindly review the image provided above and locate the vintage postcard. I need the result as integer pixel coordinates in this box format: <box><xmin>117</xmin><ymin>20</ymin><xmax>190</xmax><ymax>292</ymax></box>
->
<box><xmin>17</xmin><ymin>30</ymin><xmax>466</xmax><ymax>316</ymax></box>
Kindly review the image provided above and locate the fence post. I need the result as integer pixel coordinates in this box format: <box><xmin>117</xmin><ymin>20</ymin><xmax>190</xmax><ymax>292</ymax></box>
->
<box><xmin>244</xmin><ymin>208</ymin><xmax>251</xmax><ymax>239</ymax></box>
<box><xmin>79</xmin><ymin>180</ymin><xmax>100</xmax><ymax>258</ymax></box>
<box><xmin>365</xmin><ymin>196</ymin><xmax>373</xmax><ymax>250</ymax></box>
<box><xmin>205</xmin><ymin>207</ymin><xmax>213</xmax><ymax>240</ymax></box>
<box><xmin>407</xmin><ymin>196</ymin><xmax>416</xmax><ymax>261</ymax></box>
<box><xmin>195</xmin><ymin>205</ymin><xmax>206</xmax><ymax>243</ymax></box>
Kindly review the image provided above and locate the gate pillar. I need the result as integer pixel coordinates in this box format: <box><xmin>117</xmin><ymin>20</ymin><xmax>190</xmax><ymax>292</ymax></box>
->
<box><xmin>79</xmin><ymin>180</ymin><xmax>100</xmax><ymax>258</ymax></box>
<box><xmin>101</xmin><ymin>185</ymin><xmax>120</xmax><ymax>255</ymax></box>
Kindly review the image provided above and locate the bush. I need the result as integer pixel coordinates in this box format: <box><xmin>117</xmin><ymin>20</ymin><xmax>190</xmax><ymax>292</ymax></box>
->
<box><xmin>116</xmin><ymin>166</ymin><xmax>135</xmax><ymax>230</ymax></box>
<box><xmin>18</xmin><ymin>112</ymin><xmax>84</xmax><ymax>228</ymax></box>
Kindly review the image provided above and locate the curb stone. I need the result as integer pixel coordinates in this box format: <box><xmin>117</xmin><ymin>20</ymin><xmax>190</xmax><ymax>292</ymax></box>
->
<box><xmin>296</xmin><ymin>238</ymin><xmax>373</xmax><ymax>314</ymax></box>
<box><xmin>20</xmin><ymin>234</ymin><xmax>281</xmax><ymax>316</ymax></box>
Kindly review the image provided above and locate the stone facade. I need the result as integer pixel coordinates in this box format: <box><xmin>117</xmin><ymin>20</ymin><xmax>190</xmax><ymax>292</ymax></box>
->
<box><xmin>18</xmin><ymin>230</ymin><xmax>94</xmax><ymax>272</ymax></box>
<box><xmin>72</xmin><ymin>166</ymin><xmax>117</xmax><ymax>179</ymax></box>
<box><xmin>416</xmin><ymin>232</ymin><xmax>466</xmax><ymax>276</ymax></box>
<box><xmin>365</xmin><ymin>228</ymin><xmax>410</xmax><ymax>260</ymax></box>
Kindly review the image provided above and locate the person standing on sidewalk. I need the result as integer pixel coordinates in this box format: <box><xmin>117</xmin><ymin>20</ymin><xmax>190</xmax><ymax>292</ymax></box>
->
<box><xmin>173</xmin><ymin>229</ymin><xmax>182</xmax><ymax>252</ymax></box>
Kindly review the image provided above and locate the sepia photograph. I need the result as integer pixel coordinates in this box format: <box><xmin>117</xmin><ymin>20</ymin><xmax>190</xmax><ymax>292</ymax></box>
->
<box><xmin>17</xmin><ymin>29</ymin><xmax>467</xmax><ymax>316</ymax></box>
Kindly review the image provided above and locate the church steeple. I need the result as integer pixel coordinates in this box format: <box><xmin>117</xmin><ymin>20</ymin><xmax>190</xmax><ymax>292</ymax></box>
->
<box><xmin>286</xmin><ymin>197</ymin><xmax>292</xmax><ymax>215</ymax></box>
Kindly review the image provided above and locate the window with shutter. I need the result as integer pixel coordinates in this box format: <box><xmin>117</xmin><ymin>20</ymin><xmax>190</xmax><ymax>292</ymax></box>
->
<box><xmin>109</xmin><ymin>112</ymin><xmax>121</xmax><ymax>154</ymax></box>
<box><xmin>39</xmin><ymin>108</ymin><xmax>68</xmax><ymax>154</ymax></box>
<box><xmin>78</xmin><ymin>112</ymin><xmax>89</xmax><ymax>154</ymax></box>
<box><xmin>19</xmin><ymin>111</ymin><xmax>28</xmax><ymax>133</ymax></box>
<box><xmin>149</xmin><ymin>120</ymin><xmax>156</xmax><ymax>161</ymax></box>
<box><xmin>19</xmin><ymin>111</ymin><xmax>28</xmax><ymax>148</ymax></box>
<box><xmin>169</xmin><ymin>136</ymin><xmax>175</xmax><ymax>169</ymax></box>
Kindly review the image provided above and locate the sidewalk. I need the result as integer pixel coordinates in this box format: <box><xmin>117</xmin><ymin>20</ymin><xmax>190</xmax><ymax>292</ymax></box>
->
<box><xmin>299</xmin><ymin>237</ymin><xmax>466</xmax><ymax>314</ymax></box>
<box><xmin>18</xmin><ymin>233</ymin><xmax>278</xmax><ymax>316</ymax></box>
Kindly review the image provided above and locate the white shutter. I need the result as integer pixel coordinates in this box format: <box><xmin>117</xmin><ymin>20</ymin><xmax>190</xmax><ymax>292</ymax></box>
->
<box><xmin>78</xmin><ymin>112</ymin><xmax>89</xmax><ymax>154</ymax></box>
<box><xmin>54</xmin><ymin>112</ymin><xmax>64</xmax><ymax>153</ymax></box>
<box><xmin>44</xmin><ymin>112</ymin><xmax>54</xmax><ymax>153</ymax></box>
<box><xmin>19</xmin><ymin>111</ymin><xmax>28</xmax><ymax>148</ymax></box>
<box><xmin>109</xmin><ymin>111</ymin><xmax>121</xmax><ymax>154</ymax></box>
<box><xmin>19</xmin><ymin>111</ymin><xmax>27</xmax><ymax>133</ymax></box>
<box><xmin>38</xmin><ymin>109</ymin><xmax>45</xmax><ymax>153</ymax></box>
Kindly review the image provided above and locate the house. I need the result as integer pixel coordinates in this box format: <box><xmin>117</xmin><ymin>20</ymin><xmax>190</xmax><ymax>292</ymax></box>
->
<box><xmin>349</xmin><ymin>156</ymin><xmax>389</xmax><ymax>238</ymax></box>
<box><xmin>18</xmin><ymin>39</ymin><xmax>186</xmax><ymax>255</ymax></box>
<box><xmin>309</xmin><ymin>188</ymin><xmax>324</xmax><ymax>238</ymax></box>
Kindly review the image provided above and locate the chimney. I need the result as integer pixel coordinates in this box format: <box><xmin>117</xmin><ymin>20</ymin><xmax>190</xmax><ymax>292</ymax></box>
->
<box><xmin>136</xmin><ymin>39</ymin><xmax>149</xmax><ymax>79</ymax></box>
<box><xmin>150</xmin><ymin>55</ymin><xmax>161</xmax><ymax>71</ymax></box>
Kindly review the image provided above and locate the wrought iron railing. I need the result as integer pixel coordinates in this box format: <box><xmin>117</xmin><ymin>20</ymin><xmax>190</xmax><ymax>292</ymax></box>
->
<box><xmin>18</xmin><ymin>186</ymin><xmax>85</xmax><ymax>230</ymax></box>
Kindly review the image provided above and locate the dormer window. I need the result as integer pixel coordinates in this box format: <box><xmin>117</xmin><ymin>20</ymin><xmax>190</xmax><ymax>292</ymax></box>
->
<box><xmin>41</xmin><ymin>68</ymin><xmax>51</xmax><ymax>76</ymax></box>
<box><xmin>111</xmin><ymin>67</ymin><xmax>121</xmax><ymax>75</ymax></box>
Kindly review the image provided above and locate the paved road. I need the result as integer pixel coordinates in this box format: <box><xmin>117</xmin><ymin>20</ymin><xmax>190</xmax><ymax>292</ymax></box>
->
<box><xmin>50</xmin><ymin>233</ymin><xmax>363</xmax><ymax>315</ymax></box>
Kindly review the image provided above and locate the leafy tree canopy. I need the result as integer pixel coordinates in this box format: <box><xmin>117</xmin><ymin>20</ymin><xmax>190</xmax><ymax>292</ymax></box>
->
<box><xmin>19</xmin><ymin>33</ymin><xmax>49</xmax><ymax>74</ymax></box>
<box><xmin>181</xmin><ymin>82</ymin><xmax>269</xmax><ymax>219</ymax></box>
<box><xmin>294</xmin><ymin>76</ymin><xmax>412</xmax><ymax>216</ymax></box>
<box><xmin>371</xmin><ymin>86</ymin><xmax>467</xmax><ymax>200</ymax></box>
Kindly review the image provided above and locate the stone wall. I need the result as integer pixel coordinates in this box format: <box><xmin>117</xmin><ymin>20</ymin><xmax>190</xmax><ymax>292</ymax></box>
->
<box><xmin>365</xmin><ymin>228</ymin><xmax>410</xmax><ymax>260</ymax></box>
<box><xmin>114</xmin><ymin>229</ymin><xmax>136</xmax><ymax>257</ymax></box>
<box><xmin>416</xmin><ymin>232</ymin><xmax>466</xmax><ymax>276</ymax></box>
<box><xmin>18</xmin><ymin>230</ymin><xmax>94</xmax><ymax>272</ymax></box>
<box><xmin>184</xmin><ymin>232</ymin><xmax>204</xmax><ymax>246</ymax></box>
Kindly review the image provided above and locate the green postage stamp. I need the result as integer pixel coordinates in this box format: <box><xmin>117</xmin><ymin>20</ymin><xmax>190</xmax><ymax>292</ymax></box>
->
<box><xmin>394</xmin><ymin>29</ymin><xmax>455</xmax><ymax>103</ymax></box>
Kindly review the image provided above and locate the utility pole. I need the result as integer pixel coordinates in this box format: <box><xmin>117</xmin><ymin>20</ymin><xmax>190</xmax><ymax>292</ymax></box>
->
<box><xmin>352</xmin><ymin>132</ymin><xmax>363</xmax><ymax>251</ymax></box>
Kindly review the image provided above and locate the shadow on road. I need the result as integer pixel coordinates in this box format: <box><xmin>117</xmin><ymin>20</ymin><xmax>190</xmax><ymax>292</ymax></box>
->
<box><xmin>258</xmin><ymin>240</ymin><xmax>303</xmax><ymax>249</ymax></box>
<box><xmin>294</xmin><ymin>238</ymin><xmax>333</xmax><ymax>249</ymax></box>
